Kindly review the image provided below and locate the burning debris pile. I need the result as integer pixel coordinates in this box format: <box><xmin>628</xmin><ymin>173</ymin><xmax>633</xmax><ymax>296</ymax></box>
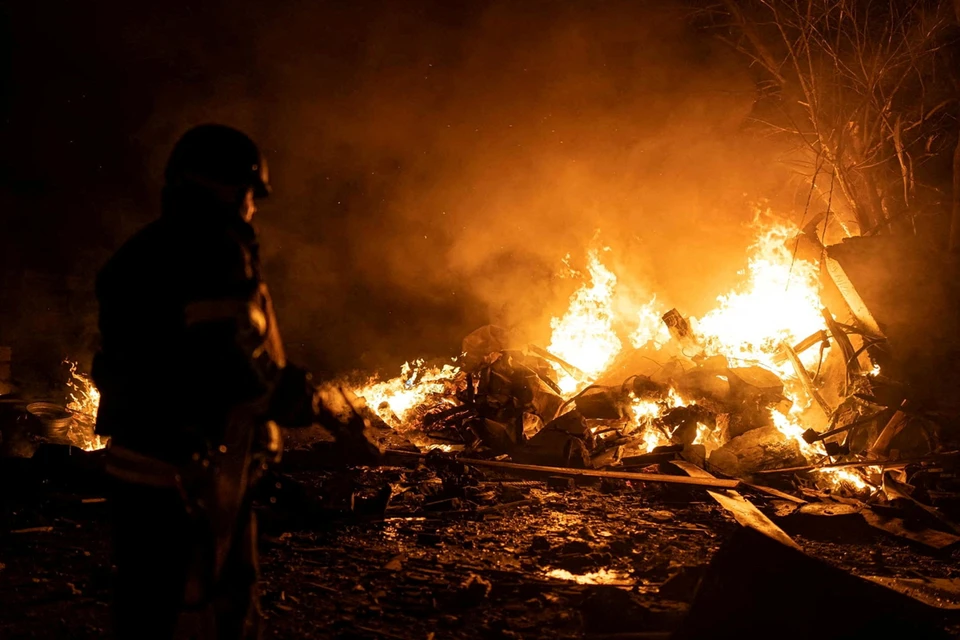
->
<box><xmin>352</xmin><ymin>217</ymin><xmax>952</xmax><ymax>498</ymax></box>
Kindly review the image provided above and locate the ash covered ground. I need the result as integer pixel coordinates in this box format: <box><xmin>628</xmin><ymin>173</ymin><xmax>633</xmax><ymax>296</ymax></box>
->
<box><xmin>2</xmin><ymin>442</ymin><xmax>960</xmax><ymax>640</ymax></box>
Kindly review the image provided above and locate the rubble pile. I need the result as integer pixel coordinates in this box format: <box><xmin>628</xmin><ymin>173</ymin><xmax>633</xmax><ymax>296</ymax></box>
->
<box><xmin>339</xmin><ymin>226</ymin><xmax>960</xmax><ymax>562</ymax></box>
<box><xmin>354</xmin><ymin>315</ymin><xmax>891</xmax><ymax>488</ymax></box>
<box><xmin>352</xmin><ymin>224</ymin><xmax>960</xmax><ymax>501</ymax></box>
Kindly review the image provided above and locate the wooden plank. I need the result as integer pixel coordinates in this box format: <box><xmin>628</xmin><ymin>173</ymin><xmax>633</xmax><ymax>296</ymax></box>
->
<box><xmin>742</xmin><ymin>482</ymin><xmax>808</xmax><ymax>505</ymax></box>
<box><xmin>527</xmin><ymin>344</ymin><xmax>587</xmax><ymax>380</ymax></box>
<box><xmin>780</xmin><ymin>341</ymin><xmax>831</xmax><ymax>420</ymax></box>
<box><xmin>459</xmin><ymin>458</ymin><xmax>741</xmax><ymax>489</ymax></box>
<box><xmin>868</xmin><ymin>400</ymin><xmax>910</xmax><ymax>457</ymax></box>
<box><xmin>670</xmin><ymin>460</ymin><xmax>800</xmax><ymax>549</ymax></box>
<box><xmin>384</xmin><ymin>450</ymin><xmax>740</xmax><ymax>489</ymax></box>
<box><xmin>822</xmin><ymin>307</ymin><xmax>862</xmax><ymax>376</ymax></box>
<box><xmin>823</xmin><ymin>255</ymin><xmax>885</xmax><ymax>338</ymax></box>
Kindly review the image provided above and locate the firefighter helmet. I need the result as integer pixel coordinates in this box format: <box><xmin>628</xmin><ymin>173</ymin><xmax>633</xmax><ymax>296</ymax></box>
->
<box><xmin>165</xmin><ymin>124</ymin><xmax>271</xmax><ymax>198</ymax></box>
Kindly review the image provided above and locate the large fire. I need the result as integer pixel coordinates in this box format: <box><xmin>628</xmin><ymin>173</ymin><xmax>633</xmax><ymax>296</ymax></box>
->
<box><xmin>630</xmin><ymin>295</ymin><xmax>669</xmax><ymax>350</ymax></box>
<box><xmin>52</xmin><ymin>212</ymin><xmax>872</xmax><ymax>490</ymax></box>
<box><xmin>351</xmin><ymin>213</ymin><xmax>874</xmax><ymax>491</ymax></box>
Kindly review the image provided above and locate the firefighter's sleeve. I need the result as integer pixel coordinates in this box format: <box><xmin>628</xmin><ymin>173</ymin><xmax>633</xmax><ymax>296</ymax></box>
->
<box><xmin>181</xmin><ymin>294</ymin><xmax>274</xmax><ymax>406</ymax></box>
<box><xmin>313</xmin><ymin>383</ymin><xmax>384</xmax><ymax>463</ymax></box>
<box><xmin>179</xmin><ymin>240</ymin><xmax>280</xmax><ymax>407</ymax></box>
<box><xmin>267</xmin><ymin>364</ymin><xmax>316</xmax><ymax>427</ymax></box>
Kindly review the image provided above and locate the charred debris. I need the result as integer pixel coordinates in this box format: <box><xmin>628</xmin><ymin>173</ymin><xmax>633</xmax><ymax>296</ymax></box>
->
<box><xmin>273</xmin><ymin>231</ymin><xmax>960</xmax><ymax>635</ymax></box>
<box><xmin>340</xmin><ymin>230</ymin><xmax>960</xmax><ymax>544</ymax></box>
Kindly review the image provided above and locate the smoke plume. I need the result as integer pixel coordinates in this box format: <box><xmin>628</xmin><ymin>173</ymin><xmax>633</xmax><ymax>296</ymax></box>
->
<box><xmin>1</xmin><ymin>0</ymin><xmax>795</xmax><ymax>381</ymax></box>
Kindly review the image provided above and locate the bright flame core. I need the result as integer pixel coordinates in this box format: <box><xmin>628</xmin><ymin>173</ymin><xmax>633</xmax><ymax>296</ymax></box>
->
<box><xmin>547</xmin><ymin>248</ymin><xmax>622</xmax><ymax>394</ymax></box>
<box><xmin>354</xmin><ymin>359</ymin><xmax>460</xmax><ymax>428</ymax></box>
<box><xmin>693</xmin><ymin>224</ymin><xmax>827</xmax><ymax>376</ymax></box>
<box><xmin>627</xmin><ymin>391</ymin><xmax>685</xmax><ymax>453</ymax></box>
<box><xmin>630</xmin><ymin>295</ymin><xmax>670</xmax><ymax>349</ymax></box>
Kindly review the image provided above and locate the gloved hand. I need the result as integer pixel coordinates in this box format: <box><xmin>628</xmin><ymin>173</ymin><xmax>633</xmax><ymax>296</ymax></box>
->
<box><xmin>313</xmin><ymin>383</ymin><xmax>384</xmax><ymax>466</ymax></box>
<box><xmin>268</xmin><ymin>364</ymin><xmax>317</xmax><ymax>428</ymax></box>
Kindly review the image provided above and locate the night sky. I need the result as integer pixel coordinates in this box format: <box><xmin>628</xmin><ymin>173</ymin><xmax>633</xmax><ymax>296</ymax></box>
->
<box><xmin>1</xmin><ymin>0</ymin><xmax>793</xmax><ymax>382</ymax></box>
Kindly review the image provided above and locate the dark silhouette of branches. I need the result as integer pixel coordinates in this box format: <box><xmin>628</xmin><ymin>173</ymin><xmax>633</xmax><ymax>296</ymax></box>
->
<box><xmin>705</xmin><ymin>0</ymin><xmax>958</xmax><ymax>237</ymax></box>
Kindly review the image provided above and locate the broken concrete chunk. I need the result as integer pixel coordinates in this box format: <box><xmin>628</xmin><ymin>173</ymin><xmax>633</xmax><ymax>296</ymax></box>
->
<box><xmin>521</xmin><ymin>412</ymin><xmax>544</xmax><ymax>440</ymax></box>
<box><xmin>727</xmin><ymin>366</ymin><xmax>784</xmax><ymax>404</ymax></box>
<box><xmin>460</xmin><ymin>325</ymin><xmax>511</xmax><ymax>371</ymax></box>
<box><xmin>528</xmin><ymin>376</ymin><xmax>563</xmax><ymax>422</ymax></box>
<box><xmin>675</xmin><ymin>369</ymin><xmax>731</xmax><ymax>403</ymax></box>
<box><xmin>473</xmin><ymin>418</ymin><xmax>521</xmax><ymax>453</ymax></box>
<box><xmin>722</xmin><ymin>411</ymin><xmax>768</xmax><ymax>439</ymax></box>
<box><xmin>680</xmin><ymin>444</ymin><xmax>706</xmax><ymax>468</ymax></box>
<box><xmin>574</xmin><ymin>386</ymin><xmax>623</xmax><ymax>420</ymax></box>
<box><xmin>707</xmin><ymin>426</ymin><xmax>806</xmax><ymax>477</ymax></box>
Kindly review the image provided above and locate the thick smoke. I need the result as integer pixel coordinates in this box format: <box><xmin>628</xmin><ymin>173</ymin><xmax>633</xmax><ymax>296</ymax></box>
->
<box><xmin>1</xmin><ymin>0</ymin><xmax>794</xmax><ymax>382</ymax></box>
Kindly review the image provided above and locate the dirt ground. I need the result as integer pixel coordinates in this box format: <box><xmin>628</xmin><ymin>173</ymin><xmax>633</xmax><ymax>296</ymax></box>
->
<box><xmin>2</xmin><ymin>445</ymin><xmax>960</xmax><ymax>639</ymax></box>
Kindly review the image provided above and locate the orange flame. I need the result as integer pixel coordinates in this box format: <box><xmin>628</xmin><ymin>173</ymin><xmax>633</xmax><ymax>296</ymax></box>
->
<box><xmin>353</xmin><ymin>359</ymin><xmax>460</xmax><ymax>428</ymax></box>
<box><xmin>64</xmin><ymin>360</ymin><xmax>107</xmax><ymax>451</ymax></box>
<box><xmin>629</xmin><ymin>295</ymin><xmax>670</xmax><ymax>350</ymax></box>
<box><xmin>693</xmin><ymin>223</ymin><xmax>827</xmax><ymax>376</ymax></box>
<box><xmin>626</xmin><ymin>390</ymin><xmax>686</xmax><ymax>453</ymax></box>
<box><xmin>683</xmin><ymin>220</ymin><xmax>876</xmax><ymax>491</ymax></box>
<box><xmin>547</xmin><ymin>248</ymin><xmax>622</xmax><ymax>395</ymax></box>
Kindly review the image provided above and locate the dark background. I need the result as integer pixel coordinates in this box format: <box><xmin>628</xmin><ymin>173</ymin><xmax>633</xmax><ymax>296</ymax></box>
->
<box><xmin>0</xmin><ymin>0</ymin><xmax>797</xmax><ymax>391</ymax></box>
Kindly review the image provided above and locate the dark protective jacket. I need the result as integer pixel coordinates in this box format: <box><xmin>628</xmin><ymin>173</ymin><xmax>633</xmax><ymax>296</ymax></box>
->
<box><xmin>92</xmin><ymin>188</ymin><xmax>311</xmax><ymax>464</ymax></box>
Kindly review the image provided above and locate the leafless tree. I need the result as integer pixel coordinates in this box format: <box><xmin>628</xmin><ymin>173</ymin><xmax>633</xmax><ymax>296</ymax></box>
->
<box><xmin>705</xmin><ymin>0</ymin><xmax>958</xmax><ymax>239</ymax></box>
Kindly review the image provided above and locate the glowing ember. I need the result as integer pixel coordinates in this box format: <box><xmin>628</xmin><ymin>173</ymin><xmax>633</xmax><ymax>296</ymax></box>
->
<box><xmin>64</xmin><ymin>360</ymin><xmax>106</xmax><ymax>451</ymax></box>
<box><xmin>425</xmin><ymin>444</ymin><xmax>458</xmax><ymax>453</ymax></box>
<box><xmin>545</xmin><ymin>568</ymin><xmax>632</xmax><ymax>585</ymax></box>
<box><xmin>626</xmin><ymin>391</ymin><xmax>683</xmax><ymax>452</ymax></box>
<box><xmin>813</xmin><ymin>467</ymin><xmax>871</xmax><ymax>492</ymax></box>
<box><xmin>640</xmin><ymin>429</ymin><xmax>671</xmax><ymax>454</ymax></box>
<box><xmin>547</xmin><ymin>248</ymin><xmax>622</xmax><ymax>395</ymax></box>
<box><xmin>771</xmin><ymin>408</ymin><xmax>874</xmax><ymax>491</ymax></box>
<box><xmin>353</xmin><ymin>359</ymin><xmax>460</xmax><ymax>428</ymax></box>
<box><xmin>692</xmin><ymin>421</ymin><xmax>721</xmax><ymax>456</ymax></box>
